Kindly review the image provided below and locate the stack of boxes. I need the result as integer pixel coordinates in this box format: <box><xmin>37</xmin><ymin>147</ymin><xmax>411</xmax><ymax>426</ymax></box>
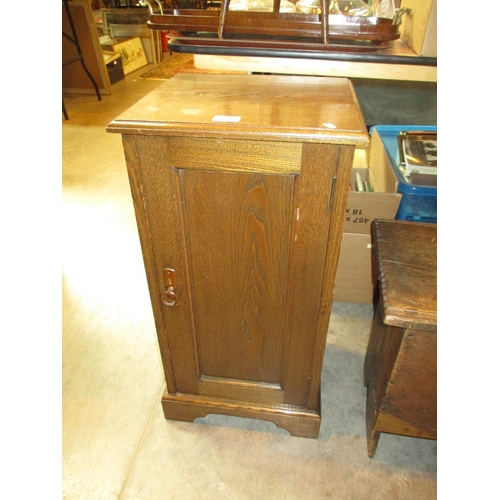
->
<box><xmin>333</xmin><ymin>139</ymin><xmax>401</xmax><ymax>304</ymax></box>
<box><xmin>333</xmin><ymin>125</ymin><xmax>437</xmax><ymax>304</ymax></box>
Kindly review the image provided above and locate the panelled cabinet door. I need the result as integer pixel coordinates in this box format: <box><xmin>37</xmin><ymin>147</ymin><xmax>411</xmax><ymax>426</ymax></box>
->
<box><xmin>108</xmin><ymin>74</ymin><xmax>369</xmax><ymax>438</ymax></box>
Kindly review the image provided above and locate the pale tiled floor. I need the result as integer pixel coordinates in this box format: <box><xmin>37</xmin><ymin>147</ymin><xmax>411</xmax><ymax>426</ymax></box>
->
<box><xmin>62</xmin><ymin>63</ymin><xmax>437</xmax><ymax>499</ymax></box>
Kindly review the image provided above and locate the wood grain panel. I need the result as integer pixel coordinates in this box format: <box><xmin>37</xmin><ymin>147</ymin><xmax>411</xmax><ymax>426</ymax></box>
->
<box><xmin>364</xmin><ymin>298</ymin><xmax>404</xmax><ymax>457</ymax></box>
<box><xmin>307</xmin><ymin>144</ymin><xmax>356</xmax><ymax>408</ymax></box>
<box><xmin>122</xmin><ymin>136</ymin><xmax>177</xmax><ymax>393</ymax></box>
<box><xmin>167</xmin><ymin>137</ymin><xmax>302</xmax><ymax>174</ymax></box>
<box><xmin>178</xmin><ymin>168</ymin><xmax>294</xmax><ymax>384</ymax></box>
<box><xmin>132</xmin><ymin>136</ymin><xmax>201</xmax><ymax>395</ymax></box>
<box><xmin>380</xmin><ymin>329</ymin><xmax>437</xmax><ymax>435</ymax></box>
<box><xmin>375</xmin><ymin>411</ymin><xmax>436</xmax><ymax>439</ymax></box>
<box><xmin>197</xmin><ymin>376</ymin><xmax>284</xmax><ymax>405</ymax></box>
<box><xmin>107</xmin><ymin>74</ymin><xmax>369</xmax><ymax>146</ymax></box>
<box><xmin>373</xmin><ymin>220</ymin><xmax>437</xmax><ymax>331</ymax></box>
<box><xmin>161</xmin><ymin>391</ymin><xmax>321</xmax><ymax>438</ymax></box>
<box><xmin>364</xmin><ymin>299</ymin><xmax>404</xmax><ymax>418</ymax></box>
<box><xmin>282</xmin><ymin>143</ymin><xmax>340</xmax><ymax>408</ymax></box>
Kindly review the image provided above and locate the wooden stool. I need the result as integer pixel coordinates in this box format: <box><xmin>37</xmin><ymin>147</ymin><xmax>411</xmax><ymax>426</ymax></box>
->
<box><xmin>364</xmin><ymin>219</ymin><xmax>437</xmax><ymax>458</ymax></box>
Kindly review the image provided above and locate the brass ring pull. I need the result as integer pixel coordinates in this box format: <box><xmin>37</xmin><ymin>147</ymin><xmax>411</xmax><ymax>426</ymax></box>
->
<box><xmin>161</xmin><ymin>286</ymin><xmax>178</xmax><ymax>307</ymax></box>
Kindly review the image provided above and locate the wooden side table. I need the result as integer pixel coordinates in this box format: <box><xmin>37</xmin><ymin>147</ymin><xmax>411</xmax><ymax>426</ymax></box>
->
<box><xmin>364</xmin><ymin>219</ymin><xmax>437</xmax><ymax>457</ymax></box>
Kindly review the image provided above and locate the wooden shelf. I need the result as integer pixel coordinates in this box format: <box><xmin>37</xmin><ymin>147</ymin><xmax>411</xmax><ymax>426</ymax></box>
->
<box><xmin>187</xmin><ymin>38</ymin><xmax>436</xmax><ymax>82</ymax></box>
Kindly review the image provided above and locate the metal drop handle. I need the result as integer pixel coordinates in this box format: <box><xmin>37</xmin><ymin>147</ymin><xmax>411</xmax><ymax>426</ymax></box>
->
<box><xmin>161</xmin><ymin>268</ymin><xmax>178</xmax><ymax>307</ymax></box>
<box><xmin>161</xmin><ymin>286</ymin><xmax>178</xmax><ymax>307</ymax></box>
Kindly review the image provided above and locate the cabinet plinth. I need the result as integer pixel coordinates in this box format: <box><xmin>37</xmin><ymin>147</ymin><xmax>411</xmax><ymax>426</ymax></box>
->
<box><xmin>107</xmin><ymin>74</ymin><xmax>369</xmax><ymax>437</ymax></box>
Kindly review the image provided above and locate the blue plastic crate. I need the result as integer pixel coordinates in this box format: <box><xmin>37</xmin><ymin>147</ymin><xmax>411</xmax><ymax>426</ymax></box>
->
<box><xmin>369</xmin><ymin>125</ymin><xmax>437</xmax><ymax>223</ymax></box>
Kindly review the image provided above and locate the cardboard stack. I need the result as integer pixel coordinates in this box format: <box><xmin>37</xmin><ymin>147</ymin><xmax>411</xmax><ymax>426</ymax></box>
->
<box><xmin>333</xmin><ymin>131</ymin><xmax>402</xmax><ymax>303</ymax></box>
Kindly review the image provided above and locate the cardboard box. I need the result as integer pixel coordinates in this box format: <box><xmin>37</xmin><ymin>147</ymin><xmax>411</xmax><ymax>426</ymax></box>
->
<box><xmin>334</xmin><ymin>136</ymin><xmax>403</xmax><ymax>304</ymax></box>
<box><xmin>333</xmin><ymin>233</ymin><xmax>375</xmax><ymax>304</ymax></box>
<box><xmin>399</xmin><ymin>0</ymin><xmax>437</xmax><ymax>57</ymax></box>
<box><xmin>343</xmin><ymin>147</ymin><xmax>402</xmax><ymax>235</ymax></box>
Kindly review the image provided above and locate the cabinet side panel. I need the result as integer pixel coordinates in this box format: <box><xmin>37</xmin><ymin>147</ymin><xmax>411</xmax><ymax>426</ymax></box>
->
<box><xmin>178</xmin><ymin>169</ymin><xmax>295</xmax><ymax>384</ymax></box>
<box><xmin>307</xmin><ymin>144</ymin><xmax>356</xmax><ymax>408</ymax></box>
<box><xmin>121</xmin><ymin>135</ymin><xmax>176</xmax><ymax>392</ymax></box>
<box><xmin>282</xmin><ymin>143</ymin><xmax>340</xmax><ymax>408</ymax></box>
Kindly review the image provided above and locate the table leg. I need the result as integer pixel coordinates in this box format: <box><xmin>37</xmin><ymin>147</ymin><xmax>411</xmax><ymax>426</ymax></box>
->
<box><xmin>365</xmin><ymin>381</ymin><xmax>380</xmax><ymax>458</ymax></box>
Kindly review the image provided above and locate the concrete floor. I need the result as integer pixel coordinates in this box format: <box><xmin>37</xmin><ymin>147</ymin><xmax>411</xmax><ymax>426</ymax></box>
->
<box><xmin>62</xmin><ymin>64</ymin><xmax>437</xmax><ymax>499</ymax></box>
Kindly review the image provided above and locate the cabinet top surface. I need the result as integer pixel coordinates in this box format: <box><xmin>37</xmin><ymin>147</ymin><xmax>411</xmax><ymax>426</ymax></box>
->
<box><xmin>372</xmin><ymin>219</ymin><xmax>437</xmax><ymax>332</ymax></box>
<box><xmin>106</xmin><ymin>73</ymin><xmax>369</xmax><ymax>145</ymax></box>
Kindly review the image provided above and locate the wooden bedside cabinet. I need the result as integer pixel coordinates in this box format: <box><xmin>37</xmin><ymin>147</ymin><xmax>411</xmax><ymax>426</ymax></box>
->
<box><xmin>107</xmin><ymin>74</ymin><xmax>369</xmax><ymax>438</ymax></box>
<box><xmin>364</xmin><ymin>219</ymin><xmax>437</xmax><ymax>457</ymax></box>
